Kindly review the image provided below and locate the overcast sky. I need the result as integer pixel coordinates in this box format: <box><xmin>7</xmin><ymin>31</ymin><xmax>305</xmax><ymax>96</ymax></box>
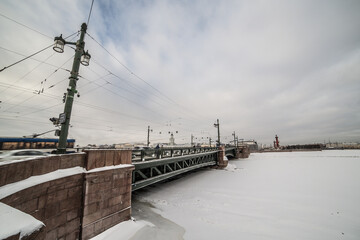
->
<box><xmin>0</xmin><ymin>0</ymin><xmax>359</xmax><ymax>147</ymax></box>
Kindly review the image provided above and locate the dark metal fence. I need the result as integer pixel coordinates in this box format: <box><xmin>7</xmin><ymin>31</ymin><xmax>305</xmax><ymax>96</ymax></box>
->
<box><xmin>132</xmin><ymin>147</ymin><xmax>218</xmax><ymax>162</ymax></box>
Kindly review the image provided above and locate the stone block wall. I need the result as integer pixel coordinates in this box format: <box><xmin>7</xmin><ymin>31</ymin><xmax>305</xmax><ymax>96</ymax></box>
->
<box><xmin>0</xmin><ymin>153</ymin><xmax>85</xmax><ymax>187</ymax></box>
<box><xmin>82</xmin><ymin>166</ymin><xmax>134</xmax><ymax>239</ymax></box>
<box><xmin>0</xmin><ymin>149</ymin><xmax>134</xmax><ymax>240</ymax></box>
<box><xmin>1</xmin><ymin>174</ymin><xmax>84</xmax><ymax>239</ymax></box>
<box><xmin>84</xmin><ymin>150</ymin><xmax>132</xmax><ymax>170</ymax></box>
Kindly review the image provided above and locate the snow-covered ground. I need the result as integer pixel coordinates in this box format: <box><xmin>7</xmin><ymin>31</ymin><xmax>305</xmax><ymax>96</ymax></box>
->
<box><xmin>94</xmin><ymin>150</ymin><xmax>360</xmax><ymax>240</ymax></box>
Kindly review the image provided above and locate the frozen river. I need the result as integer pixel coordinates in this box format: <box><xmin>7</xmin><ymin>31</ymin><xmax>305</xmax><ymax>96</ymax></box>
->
<box><xmin>92</xmin><ymin>150</ymin><xmax>360</xmax><ymax>240</ymax></box>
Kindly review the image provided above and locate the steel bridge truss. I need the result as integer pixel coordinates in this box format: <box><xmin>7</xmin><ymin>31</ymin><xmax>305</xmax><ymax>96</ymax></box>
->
<box><xmin>132</xmin><ymin>147</ymin><xmax>217</xmax><ymax>161</ymax></box>
<box><xmin>225</xmin><ymin>147</ymin><xmax>236</xmax><ymax>158</ymax></box>
<box><xmin>132</xmin><ymin>151</ymin><xmax>218</xmax><ymax>191</ymax></box>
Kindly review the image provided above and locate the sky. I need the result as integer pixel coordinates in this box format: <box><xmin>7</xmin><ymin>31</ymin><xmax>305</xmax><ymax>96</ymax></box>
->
<box><xmin>0</xmin><ymin>0</ymin><xmax>359</xmax><ymax>147</ymax></box>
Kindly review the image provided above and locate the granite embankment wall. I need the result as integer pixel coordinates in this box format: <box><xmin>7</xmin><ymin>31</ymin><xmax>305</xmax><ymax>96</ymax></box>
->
<box><xmin>0</xmin><ymin>150</ymin><xmax>134</xmax><ymax>240</ymax></box>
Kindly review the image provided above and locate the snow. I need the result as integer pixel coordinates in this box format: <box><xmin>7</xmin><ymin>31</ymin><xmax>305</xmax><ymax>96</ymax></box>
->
<box><xmin>0</xmin><ymin>202</ymin><xmax>44</xmax><ymax>239</ymax></box>
<box><xmin>1</xmin><ymin>150</ymin><xmax>359</xmax><ymax>239</ymax></box>
<box><xmin>86</xmin><ymin>164</ymin><xmax>134</xmax><ymax>173</ymax></box>
<box><xmin>0</xmin><ymin>167</ymin><xmax>85</xmax><ymax>200</ymax></box>
<box><xmin>90</xmin><ymin>218</ymin><xmax>153</xmax><ymax>240</ymax></box>
<box><xmin>116</xmin><ymin>150</ymin><xmax>359</xmax><ymax>240</ymax></box>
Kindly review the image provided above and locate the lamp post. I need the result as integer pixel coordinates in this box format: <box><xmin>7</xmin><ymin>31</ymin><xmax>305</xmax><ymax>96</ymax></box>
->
<box><xmin>53</xmin><ymin>23</ymin><xmax>91</xmax><ymax>154</ymax></box>
<box><xmin>213</xmin><ymin>119</ymin><xmax>220</xmax><ymax>147</ymax></box>
<box><xmin>232</xmin><ymin>131</ymin><xmax>236</xmax><ymax>147</ymax></box>
<box><xmin>147</xmin><ymin>126</ymin><xmax>153</xmax><ymax>147</ymax></box>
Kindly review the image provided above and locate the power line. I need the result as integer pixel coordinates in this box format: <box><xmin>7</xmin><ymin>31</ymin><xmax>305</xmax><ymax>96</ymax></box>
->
<box><xmin>86</xmin><ymin>32</ymin><xmax>208</xmax><ymax>121</ymax></box>
<box><xmin>87</xmin><ymin>0</ymin><xmax>95</xmax><ymax>26</ymax></box>
<box><xmin>0</xmin><ymin>55</ymin><xmax>73</xmax><ymax>109</ymax></box>
<box><xmin>78</xmin><ymin>74</ymin><xmax>169</xmax><ymax>119</ymax></box>
<box><xmin>86</xmin><ymin>32</ymin><xmax>180</xmax><ymax>105</ymax></box>
<box><xmin>75</xmin><ymin>101</ymin><xmax>159</xmax><ymax>123</ymax></box>
<box><xmin>88</xmin><ymin>58</ymin><xmax>170</xmax><ymax>109</ymax></box>
<box><xmin>0</xmin><ymin>31</ymin><xmax>78</xmax><ymax>73</ymax></box>
<box><xmin>84</xmin><ymin>59</ymin><xmax>203</xmax><ymax>123</ymax></box>
<box><xmin>36</xmin><ymin>55</ymin><xmax>74</xmax><ymax>94</ymax></box>
<box><xmin>0</xmin><ymin>46</ymin><xmax>71</xmax><ymax>71</ymax></box>
<box><xmin>0</xmin><ymin>51</ymin><xmax>56</xmax><ymax>97</ymax></box>
<box><xmin>18</xmin><ymin>103</ymin><xmax>63</xmax><ymax>117</ymax></box>
<box><xmin>0</xmin><ymin>12</ymin><xmax>52</xmax><ymax>39</ymax></box>
<box><xmin>0</xmin><ymin>44</ymin><xmax>53</xmax><ymax>72</ymax></box>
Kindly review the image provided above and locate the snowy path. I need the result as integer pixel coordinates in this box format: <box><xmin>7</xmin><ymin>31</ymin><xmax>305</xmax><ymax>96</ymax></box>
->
<box><xmin>94</xmin><ymin>150</ymin><xmax>360</xmax><ymax>240</ymax></box>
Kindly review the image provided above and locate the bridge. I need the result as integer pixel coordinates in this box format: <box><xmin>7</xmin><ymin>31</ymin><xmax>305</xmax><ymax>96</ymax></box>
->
<box><xmin>0</xmin><ymin>145</ymin><xmax>249</xmax><ymax>240</ymax></box>
<box><xmin>131</xmin><ymin>146</ymin><xmax>248</xmax><ymax>191</ymax></box>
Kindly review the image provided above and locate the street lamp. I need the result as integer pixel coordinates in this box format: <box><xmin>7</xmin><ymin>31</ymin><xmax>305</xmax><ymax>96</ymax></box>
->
<box><xmin>53</xmin><ymin>35</ymin><xmax>65</xmax><ymax>53</ymax></box>
<box><xmin>81</xmin><ymin>50</ymin><xmax>91</xmax><ymax>66</ymax></box>
<box><xmin>214</xmin><ymin>119</ymin><xmax>220</xmax><ymax>147</ymax></box>
<box><xmin>53</xmin><ymin>34</ymin><xmax>91</xmax><ymax>66</ymax></box>
<box><xmin>53</xmin><ymin>23</ymin><xmax>91</xmax><ymax>154</ymax></box>
<box><xmin>147</xmin><ymin>126</ymin><xmax>153</xmax><ymax>147</ymax></box>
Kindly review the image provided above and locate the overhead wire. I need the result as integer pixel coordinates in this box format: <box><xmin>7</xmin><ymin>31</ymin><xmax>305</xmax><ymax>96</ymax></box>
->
<box><xmin>0</xmin><ymin>12</ymin><xmax>211</xmax><ymax>143</ymax></box>
<box><xmin>0</xmin><ymin>31</ymin><xmax>78</xmax><ymax>73</ymax></box>
<box><xmin>0</xmin><ymin>46</ymin><xmax>71</xmax><ymax>71</ymax></box>
<box><xmin>77</xmin><ymin>74</ymin><xmax>169</xmax><ymax>119</ymax></box>
<box><xmin>0</xmin><ymin>52</ymin><xmax>56</xmax><ymax>97</ymax></box>
<box><xmin>86</xmin><ymin>32</ymin><xmax>180</xmax><ymax>105</ymax></box>
<box><xmin>83</xmin><ymin>58</ymin><xmax>203</xmax><ymax>124</ymax></box>
<box><xmin>86</xmin><ymin>32</ymin><xmax>207</xmax><ymax>121</ymax></box>
<box><xmin>0</xmin><ymin>44</ymin><xmax>53</xmax><ymax>73</ymax></box>
<box><xmin>0</xmin><ymin>80</ymin><xmax>161</xmax><ymax>129</ymax></box>
<box><xmin>88</xmin><ymin>58</ymin><xmax>168</xmax><ymax>108</ymax></box>
<box><xmin>0</xmin><ymin>12</ymin><xmax>52</xmax><ymax>39</ymax></box>
<box><xmin>1</xmin><ymin>56</ymin><xmax>73</xmax><ymax>112</ymax></box>
<box><xmin>87</xmin><ymin>0</ymin><xmax>95</xmax><ymax>26</ymax></box>
<box><xmin>1</xmin><ymin>31</ymin><xmax>79</xmax><ymax>113</ymax></box>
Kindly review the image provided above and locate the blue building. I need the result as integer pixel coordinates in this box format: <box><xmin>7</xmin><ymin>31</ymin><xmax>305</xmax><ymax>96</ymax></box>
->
<box><xmin>0</xmin><ymin>137</ymin><xmax>75</xmax><ymax>150</ymax></box>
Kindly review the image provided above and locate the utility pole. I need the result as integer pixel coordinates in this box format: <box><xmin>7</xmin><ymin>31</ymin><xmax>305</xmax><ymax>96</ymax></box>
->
<box><xmin>232</xmin><ymin>131</ymin><xmax>236</xmax><ymax>147</ymax></box>
<box><xmin>214</xmin><ymin>119</ymin><xmax>220</xmax><ymax>147</ymax></box>
<box><xmin>54</xmin><ymin>23</ymin><xmax>91</xmax><ymax>154</ymax></box>
<box><xmin>191</xmin><ymin>134</ymin><xmax>194</xmax><ymax>146</ymax></box>
<box><xmin>147</xmin><ymin>126</ymin><xmax>152</xmax><ymax>147</ymax></box>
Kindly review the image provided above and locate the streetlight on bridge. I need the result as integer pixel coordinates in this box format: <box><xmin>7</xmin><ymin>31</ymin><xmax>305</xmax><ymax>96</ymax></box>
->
<box><xmin>147</xmin><ymin>126</ymin><xmax>153</xmax><ymax>147</ymax></box>
<box><xmin>53</xmin><ymin>23</ymin><xmax>91</xmax><ymax>154</ymax></box>
<box><xmin>213</xmin><ymin>119</ymin><xmax>220</xmax><ymax>147</ymax></box>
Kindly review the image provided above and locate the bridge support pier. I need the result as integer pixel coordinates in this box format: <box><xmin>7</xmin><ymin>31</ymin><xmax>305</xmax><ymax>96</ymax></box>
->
<box><xmin>238</xmin><ymin>146</ymin><xmax>250</xmax><ymax>158</ymax></box>
<box><xmin>216</xmin><ymin>146</ymin><xmax>228</xmax><ymax>168</ymax></box>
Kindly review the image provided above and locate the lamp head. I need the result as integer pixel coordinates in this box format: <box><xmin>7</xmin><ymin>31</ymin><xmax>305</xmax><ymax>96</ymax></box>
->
<box><xmin>53</xmin><ymin>34</ymin><xmax>65</xmax><ymax>53</ymax></box>
<box><xmin>81</xmin><ymin>50</ymin><xmax>91</xmax><ymax>66</ymax></box>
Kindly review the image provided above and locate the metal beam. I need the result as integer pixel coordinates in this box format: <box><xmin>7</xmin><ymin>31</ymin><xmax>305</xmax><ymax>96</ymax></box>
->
<box><xmin>132</xmin><ymin>161</ymin><xmax>216</xmax><ymax>191</ymax></box>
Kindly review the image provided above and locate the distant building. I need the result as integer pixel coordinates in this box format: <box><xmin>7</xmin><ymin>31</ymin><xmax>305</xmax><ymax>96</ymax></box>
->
<box><xmin>241</xmin><ymin>140</ymin><xmax>258</xmax><ymax>151</ymax></box>
<box><xmin>169</xmin><ymin>133</ymin><xmax>175</xmax><ymax>146</ymax></box>
<box><xmin>326</xmin><ymin>142</ymin><xmax>360</xmax><ymax>149</ymax></box>
<box><xmin>0</xmin><ymin>137</ymin><xmax>75</xmax><ymax>150</ymax></box>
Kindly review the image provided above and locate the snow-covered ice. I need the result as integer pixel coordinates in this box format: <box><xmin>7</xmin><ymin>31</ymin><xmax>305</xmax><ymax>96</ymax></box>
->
<box><xmin>96</xmin><ymin>150</ymin><xmax>360</xmax><ymax>239</ymax></box>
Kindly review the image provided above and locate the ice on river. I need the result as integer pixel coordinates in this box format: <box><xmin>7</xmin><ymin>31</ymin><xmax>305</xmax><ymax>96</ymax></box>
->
<box><xmin>93</xmin><ymin>150</ymin><xmax>360</xmax><ymax>240</ymax></box>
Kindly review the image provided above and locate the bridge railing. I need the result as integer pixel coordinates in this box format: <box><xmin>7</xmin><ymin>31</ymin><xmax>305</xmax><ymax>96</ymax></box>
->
<box><xmin>132</xmin><ymin>147</ymin><xmax>218</xmax><ymax>162</ymax></box>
